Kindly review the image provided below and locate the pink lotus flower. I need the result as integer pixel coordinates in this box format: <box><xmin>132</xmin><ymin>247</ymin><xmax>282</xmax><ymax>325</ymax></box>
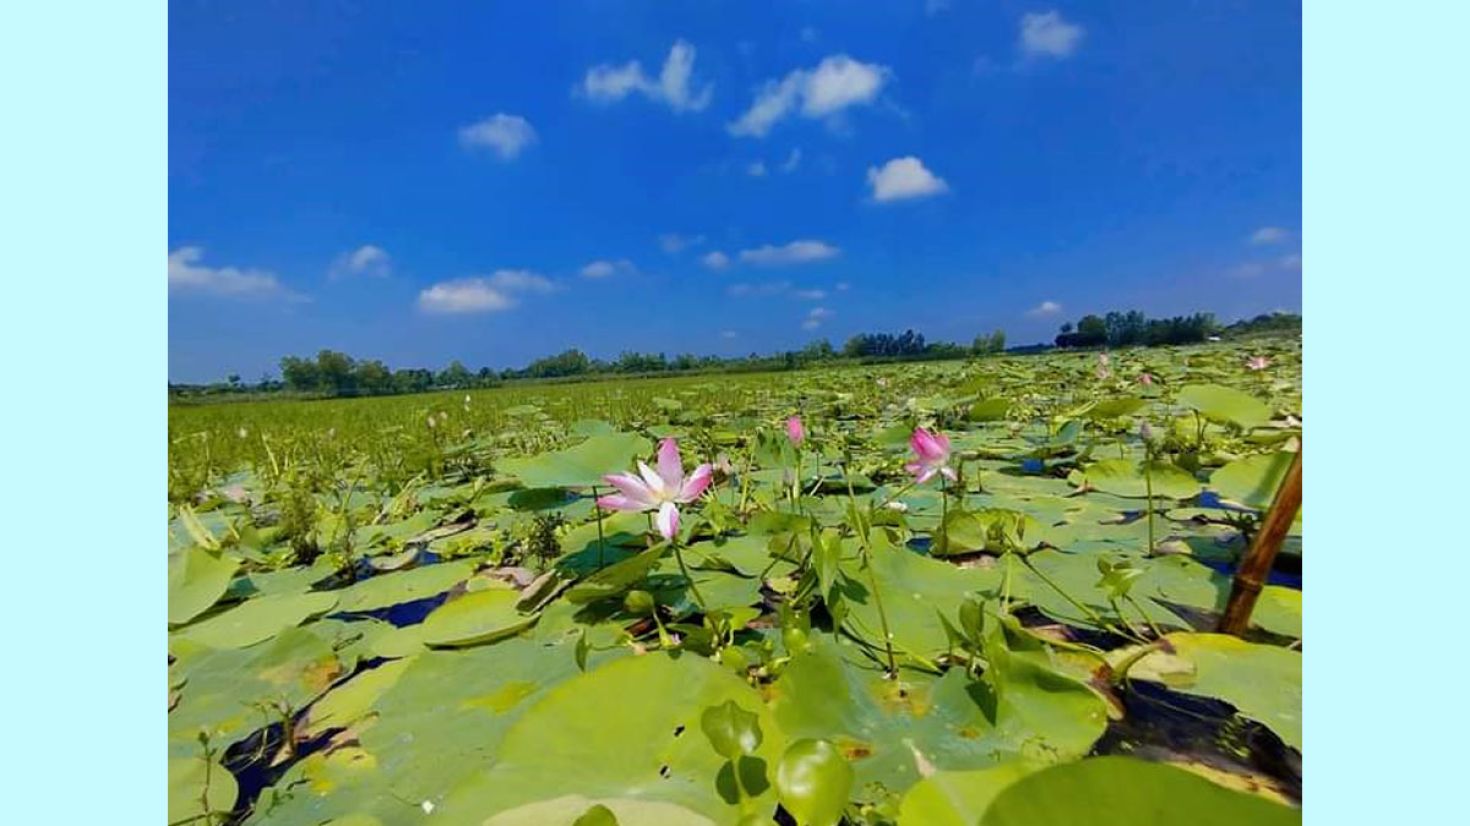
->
<box><xmin>905</xmin><ymin>427</ymin><xmax>957</xmax><ymax>485</ymax></box>
<box><xmin>1096</xmin><ymin>353</ymin><xmax>1113</xmax><ymax>380</ymax></box>
<box><xmin>597</xmin><ymin>438</ymin><xmax>713</xmax><ymax>541</ymax></box>
<box><xmin>786</xmin><ymin>415</ymin><xmax>806</xmax><ymax>446</ymax></box>
<box><xmin>1246</xmin><ymin>356</ymin><xmax>1271</xmax><ymax>371</ymax></box>
<box><xmin>1138</xmin><ymin>373</ymin><xmax>1154</xmax><ymax>386</ymax></box>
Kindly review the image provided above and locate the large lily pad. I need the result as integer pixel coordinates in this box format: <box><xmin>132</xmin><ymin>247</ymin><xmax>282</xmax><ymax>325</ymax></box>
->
<box><xmin>979</xmin><ymin>756</ymin><xmax>1300</xmax><ymax>825</ymax></box>
<box><xmin>173</xmin><ymin>591</ymin><xmax>340</xmax><ymax>649</ymax></box>
<box><xmin>769</xmin><ymin>637</ymin><xmax>1106</xmax><ymax>795</ymax></box>
<box><xmin>1177</xmin><ymin>384</ymin><xmax>1271</xmax><ymax>430</ymax></box>
<box><xmin>499</xmin><ymin>432</ymin><xmax>650</xmax><ymax>489</ymax></box>
<box><xmin>419</xmin><ymin>585</ymin><xmax>539</xmax><ymax>646</ymax></box>
<box><xmin>330</xmin><ymin>560</ymin><xmax>478</xmax><ymax>613</ymax></box>
<box><xmin>1134</xmin><ymin>633</ymin><xmax>1301</xmax><ymax>750</ymax></box>
<box><xmin>440</xmin><ymin>652</ymin><xmax>785</xmax><ymax>824</ymax></box>
<box><xmin>170</xmin><ymin>546</ymin><xmax>241</xmax><ymax>625</ymax></box>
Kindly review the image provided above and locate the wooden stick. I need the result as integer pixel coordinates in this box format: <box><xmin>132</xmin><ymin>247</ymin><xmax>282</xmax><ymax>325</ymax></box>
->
<box><xmin>1218</xmin><ymin>447</ymin><xmax>1302</xmax><ymax>636</ymax></box>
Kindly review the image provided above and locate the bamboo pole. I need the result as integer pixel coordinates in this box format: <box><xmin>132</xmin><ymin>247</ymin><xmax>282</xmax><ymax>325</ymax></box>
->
<box><xmin>1218</xmin><ymin>447</ymin><xmax>1302</xmax><ymax>636</ymax></box>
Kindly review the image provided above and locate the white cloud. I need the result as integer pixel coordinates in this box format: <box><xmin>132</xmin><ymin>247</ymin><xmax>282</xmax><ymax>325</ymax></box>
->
<box><xmin>800</xmin><ymin>27</ymin><xmax>819</xmax><ymax>43</ymax></box>
<box><xmin>720</xmin><ymin>329</ymin><xmax>739</xmax><ymax>340</ymax></box>
<box><xmin>1250</xmin><ymin>226</ymin><xmax>1292</xmax><ymax>245</ymax></box>
<box><xmin>458</xmin><ymin>113</ymin><xmax>537</xmax><ymax>160</ymax></box>
<box><xmin>1228</xmin><ymin>263</ymin><xmax>1267</xmax><ymax>278</ymax></box>
<box><xmin>582</xmin><ymin>40</ymin><xmax>712</xmax><ymax>112</ymax></box>
<box><xmin>728</xmin><ymin>281</ymin><xmax>793</xmax><ymax>298</ymax></box>
<box><xmin>328</xmin><ymin>244</ymin><xmax>391</xmax><ymax>279</ymax></box>
<box><xmin>747</xmin><ymin>160</ymin><xmax>768</xmax><ymax>177</ymax></box>
<box><xmin>168</xmin><ymin>247</ymin><xmax>297</xmax><ymax>300</ymax></box>
<box><xmin>417</xmin><ymin>270</ymin><xmax>553</xmax><ymax>314</ymax></box>
<box><xmin>1026</xmin><ymin>300</ymin><xmax>1063</xmax><ymax>317</ymax></box>
<box><xmin>781</xmin><ymin>148</ymin><xmax>803</xmax><ymax>173</ymax></box>
<box><xmin>793</xmin><ymin>289</ymin><xmax>827</xmax><ymax>301</ymax></box>
<box><xmin>867</xmin><ymin>156</ymin><xmax>948</xmax><ymax>202</ymax></box>
<box><xmin>835</xmin><ymin>281</ymin><xmax>851</xmax><ymax>291</ymax></box>
<box><xmin>802</xmin><ymin>306</ymin><xmax>834</xmax><ymax>330</ymax></box>
<box><xmin>729</xmin><ymin>55</ymin><xmax>890</xmax><ymax>137</ymax></box>
<box><xmin>1019</xmin><ymin>11</ymin><xmax>1085</xmax><ymax>59</ymax></box>
<box><xmin>1279</xmin><ymin>253</ymin><xmax>1302</xmax><ymax>271</ymax></box>
<box><xmin>738</xmin><ymin>239</ymin><xmax>841</xmax><ymax>266</ymax></box>
<box><xmin>702</xmin><ymin>250</ymin><xmax>731</xmax><ymax>270</ymax></box>
<box><xmin>580</xmin><ymin>259</ymin><xmax>635</xmax><ymax>279</ymax></box>
<box><xmin>660</xmin><ymin>233</ymin><xmax>706</xmax><ymax>254</ymax></box>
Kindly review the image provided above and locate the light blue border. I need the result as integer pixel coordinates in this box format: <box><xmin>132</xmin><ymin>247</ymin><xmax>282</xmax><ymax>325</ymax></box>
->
<box><xmin>3</xmin><ymin>2</ymin><xmax>1468</xmax><ymax>822</ymax></box>
<box><xmin>1306</xmin><ymin>1</ymin><xmax>1469</xmax><ymax>823</ymax></box>
<box><xmin>0</xmin><ymin>1</ymin><xmax>164</xmax><ymax>820</ymax></box>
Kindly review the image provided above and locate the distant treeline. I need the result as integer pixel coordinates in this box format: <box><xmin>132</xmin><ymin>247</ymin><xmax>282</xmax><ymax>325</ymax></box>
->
<box><xmin>167</xmin><ymin>312</ymin><xmax>1298</xmax><ymax>400</ymax></box>
<box><xmin>1051</xmin><ymin>310</ymin><xmax>1299</xmax><ymax>349</ymax></box>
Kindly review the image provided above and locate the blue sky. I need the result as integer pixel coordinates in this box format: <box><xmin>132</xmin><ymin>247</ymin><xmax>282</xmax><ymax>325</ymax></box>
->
<box><xmin>168</xmin><ymin>0</ymin><xmax>1301</xmax><ymax>382</ymax></box>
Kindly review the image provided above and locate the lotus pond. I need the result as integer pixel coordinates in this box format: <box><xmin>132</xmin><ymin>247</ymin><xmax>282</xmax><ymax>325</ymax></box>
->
<box><xmin>168</xmin><ymin>338</ymin><xmax>1302</xmax><ymax>826</ymax></box>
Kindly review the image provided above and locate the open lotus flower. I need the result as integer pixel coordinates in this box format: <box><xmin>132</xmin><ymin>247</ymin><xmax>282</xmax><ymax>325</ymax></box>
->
<box><xmin>1246</xmin><ymin>356</ymin><xmax>1271</xmax><ymax>371</ymax></box>
<box><xmin>906</xmin><ymin>427</ymin><xmax>957</xmax><ymax>485</ymax></box>
<box><xmin>597</xmin><ymin>438</ymin><xmax>713</xmax><ymax>541</ymax></box>
<box><xmin>1137</xmin><ymin>373</ymin><xmax>1155</xmax><ymax>386</ymax></box>
<box><xmin>786</xmin><ymin>415</ymin><xmax>806</xmax><ymax>446</ymax></box>
<box><xmin>1096</xmin><ymin>353</ymin><xmax>1113</xmax><ymax>380</ymax></box>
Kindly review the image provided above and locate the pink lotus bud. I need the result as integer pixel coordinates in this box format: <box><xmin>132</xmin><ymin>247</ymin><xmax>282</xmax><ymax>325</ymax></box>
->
<box><xmin>786</xmin><ymin>415</ymin><xmax>806</xmax><ymax>446</ymax></box>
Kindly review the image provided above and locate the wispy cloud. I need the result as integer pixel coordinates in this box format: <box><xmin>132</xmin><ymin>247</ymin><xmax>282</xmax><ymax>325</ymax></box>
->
<box><xmin>168</xmin><ymin>247</ymin><xmax>302</xmax><ymax>301</ymax></box>
<box><xmin>727</xmin><ymin>281</ymin><xmax>793</xmax><ymax>298</ymax></box>
<box><xmin>702</xmin><ymin>250</ymin><xmax>731</xmax><ymax>270</ymax></box>
<box><xmin>738</xmin><ymin>239</ymin><xmax>840</xmax><ymax>266</ymax></box>
<box><xmin>417</xmin><ymin>270</ymin><xmax>554</xmax><ymax>314</ymax></box>
<box><xmin>328</xmin><ymin>244</ymin><xmax>391</xmax><ymax>279</ymax></box>
<box><xmin>1279</xmin><ymin>253</ymin><xmax>1302</xmax><ymax>271</ymax></box>
<box><xmin>867</xmin><ymin>156</ymin><xmax>948</xmax><ymax>202</ymax></box>
<box><xmin>458</xmin><ymin>113</ymin><xmax>537</xmax><ymax>160</ymax></box>
<box><xmin>1026</xmin><ymin>300</ymin><xmax>1063</xmax><ymax>317</ymax></box>
<box><xmin>793</xmin><ymin>289</ymin><xmax>827</xmax><ymax>301</ymax></box>
<box><xmin>747</xmin><ymin>160</ymin><xmax>768</xmax><ymax>177</ymax></box>
<box><xmin>1250</xmin><ymin>226</ymin><xmax>1292</xmax><ymax>245</ymax></box>
<box><xmin>582</xmin><ymin>40</ymin><xmax>713</xmax><ymax>112</ymax></box>
<box><xmin>660</xmin><ymin>233</ymin><xmax>706</xmax><ymax>254</ymax></box>
<box><xmin>720</xmin><ymin>329</ymin><xmax>739</xmax><ymax>340</ymax></box>
<box><xmin>802</xmin><ymin>306</ymin><xmax>834</xmax><ymax>330</ymax></box>
<box><xmin>729</xmin><ymin>55</ymin><xmax>890</xmax><ymax>138</ymax></box>
<box><xmin>781</xmin><ymin>148</ymin><xmax>803</xmax><ymax>173</ymax></box>
<box><xmin>1019</xmin><ymin>11</ymin><xmax>1085</xmax><ymax>59</ymax></box>
<box><xmin>580</xmin><ymin>259</ymin><xmax>635</xmax><ymax>279</ymax></box>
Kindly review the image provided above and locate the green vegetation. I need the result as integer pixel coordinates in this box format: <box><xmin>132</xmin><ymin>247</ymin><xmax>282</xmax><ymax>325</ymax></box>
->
<box><xmin>168</xmin><ymin>336</ymin><xmax>1301</xmax><ymax>825</ymax></box>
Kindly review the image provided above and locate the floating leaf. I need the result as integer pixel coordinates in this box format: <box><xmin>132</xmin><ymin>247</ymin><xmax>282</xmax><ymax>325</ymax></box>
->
<box><xmin>1177</xmin><ymin>384</ymin><xmax>1271</xmax><ymax>430</ymax></box>
<box><xmin>169</xmin><ymin>546</ymin><xmax>241</xmax><ymax>626</ymax></box>
<box><xmin>420</xmin><ymin>586</ymin><xmax>538</xmax><ymax>647</ymax></box>
<box><xmin>442</xmin><ymin>653</ymin><xmax>784</xmax><ymax>823</ymax></box>
<box><xmin>979</xmin><ymin>757</ymin><xmax>1299</xmax><ymax>825</ymax></box>
<box><xmin>168</xmin><ymin>756</ymin><xmax>238</xmax><ymax>824</ymax></box>
<box><xmin>499</xmin><ymin>432</ymin><xmax>650</xmax><ymax>489</ymax></box>
<box><xmin>173</xmin><ymin>591</ymin><xmax>339</xmax><ymax>649</ymax></box>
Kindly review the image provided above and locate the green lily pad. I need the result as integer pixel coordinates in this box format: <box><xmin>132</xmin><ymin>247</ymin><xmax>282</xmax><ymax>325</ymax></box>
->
<box><xmin>420</xmin><ymin>586</ymin><xmax>539</xmax><ymax>647</ymax></box>
<box><xmin>1083</xmin><ymin>459</ymin><xmax>1200</xmax><ymax>500</ymax></box>
<box><xmin>331</xmin><ymin>560</ymin><xmax>478</xmax><ymax>613</ymax></box>
<box><xmin>169</xmin><ymin>756</ymin><xmax>239</xmax><ymax>824</ymax></box>
<box><xmin>1177</xmin><ymin>384</ymin><xmax>1271</xmax><ymax>430</ymax></box>
<box><xmin>979</xmin><ymin>756</ymin><xmax>1299</xmax><ymax>825</ymax></box>
<box><xmin>441</xmin><ymin>652</ymin><xmax>785</xmax><ymax>824</ymax></box>
<box><xmin>896</xmin><ymin>763</ymin><xmax>1037</xmax><ymax>826</ymax></box>
<box><xmin>170</xmin><ymin>546</ymin><xmax>241</xmax><ymax>626</ymax></box>
<box><xmin>173</xmin><ymin>591</ymin><xmax>340</xmax><ymax>649</ymax></box>
<box><xmin>1209</xmin><ymin>452</ymin><xmax>1295</xmax><ymax>510</ymax></box>
<box><xmin>499</xmin><ymin>432</ymin><xmax>650</xmax><ymax>489</ymax></box>
<box><xmin>1136</xmin><ymin>633</ymin><xmax>1301</xmax><ymax>750</ymax></box>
